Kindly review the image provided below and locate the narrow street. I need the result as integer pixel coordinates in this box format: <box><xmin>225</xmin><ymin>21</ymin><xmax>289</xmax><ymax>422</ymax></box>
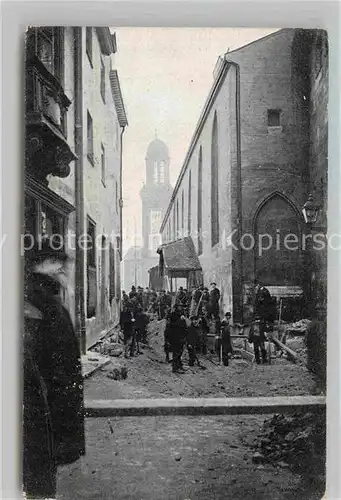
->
<box><xmin>56</xmin><ymin>318</ymin><xmax>321</xmax><ymax>500</ymax></box>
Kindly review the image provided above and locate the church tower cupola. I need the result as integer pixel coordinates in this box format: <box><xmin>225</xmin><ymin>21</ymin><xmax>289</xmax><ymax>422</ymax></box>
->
<box><xmin>140</xmin><ymin>136</ymin><xmax>173</xmax><ymax>258</ymax></box>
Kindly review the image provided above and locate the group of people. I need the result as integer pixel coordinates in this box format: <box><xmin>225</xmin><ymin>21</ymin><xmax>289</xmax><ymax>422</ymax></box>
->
<box><xmin>163</xmin><ymin>282</ymin><xmax>234</xmax><ymax>373</ymax></box>
<box><xmin>120</xmin><ymin>287</ymin><xmax>151</xmax><ymax>358</ymax></box>
<box><xmin>164</xmin><ymin>306</ymin><xmax>233</xmax><ymax>373</ymax></box>
<box><xmin>120</xmin><ymin>280</ymin><xmax>276</xmax><ymax>370</ymax></box>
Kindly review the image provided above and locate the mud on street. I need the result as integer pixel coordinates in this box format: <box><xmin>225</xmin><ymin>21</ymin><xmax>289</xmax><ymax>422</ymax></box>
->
<box><xmin>57</xmin><ymin>318</ymin><xmax>323</xmax><ymax>500</ymax></box>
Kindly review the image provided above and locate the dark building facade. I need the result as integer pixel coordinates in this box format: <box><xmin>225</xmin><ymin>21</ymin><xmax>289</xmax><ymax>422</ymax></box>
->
<box><xmin>160</xmin><ymin>29</ymin><xmax>328</xmax><ymax>326</ymax></box>
<box><xmin>24</xmin><ymin>27</ymin><xmax>127</xmax><ymax>350</ymax></box>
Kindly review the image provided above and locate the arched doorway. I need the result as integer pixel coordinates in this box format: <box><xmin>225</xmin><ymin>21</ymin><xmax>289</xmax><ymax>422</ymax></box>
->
<box><xmin>254</xmin><ymin>194</ymin><xmax>302</xmax><ymax>287</ymax></box>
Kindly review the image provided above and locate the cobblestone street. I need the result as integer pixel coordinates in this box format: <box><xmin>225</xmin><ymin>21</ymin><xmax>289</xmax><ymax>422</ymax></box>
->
<box><xmin>57</xmin><ymin>319</ymin><xmax>322</xmax><ymax>500</ymax></box>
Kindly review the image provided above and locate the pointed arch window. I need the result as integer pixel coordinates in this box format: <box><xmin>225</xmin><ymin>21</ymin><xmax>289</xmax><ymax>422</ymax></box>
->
<box><xmin>211</xmin><ymin>112</ymin><xmax>219</xmax><ymax>247</ymax></box>
<box><xmin>188</xmin><ymin>171</ymin><xmax>192</xmax><ymax>235</ymax></box>
<box><xmin>198</xmin><ymin>147</ymin><xmax>203</xmax><ymax>255</ymax></box>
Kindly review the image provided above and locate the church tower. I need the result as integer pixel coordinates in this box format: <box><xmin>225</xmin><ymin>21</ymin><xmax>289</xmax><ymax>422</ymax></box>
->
<box><xmin>140</xmin><ymin>136</ymin><xmax>173</xmax><ymax>259</ymax></box>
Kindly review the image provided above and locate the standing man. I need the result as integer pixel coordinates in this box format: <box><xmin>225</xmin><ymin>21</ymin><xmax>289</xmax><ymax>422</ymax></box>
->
<box><xmin>187</xmin><ymin>316</ymin><xmax>199</xmax><ymax>367</ymax></box>
<box><xmin>216</xmin><ymin>312</ymin><xmax>233</xmax><ymax>366</ymax></box>
<box><xmin>143</xmin><ymin>287</ymin><xmax>150</xmax><ymax>312</ymax></box>
<box><xmin>209</xmin><ymin>282</ymin><xmax>221</xmax><ymax>320</ymax></box>
<box><xmin>167</xmin><ymin>305</ymin><xmax>188</xmax><ymax>373</ymax></box>
<box><xmin>120</xmin><ymin>302</ymin><xmax>135</xmax><ymax>358</ymax></box>
<box><xmin>23</xmin><ymin>240</ymin><xmax>85</xmax><ymax>499</ymax></box>
<box><xmin>129</xmin><ymin>285</ymin><xmax>137</xmax><ymax>300</ymax></box>
<box><xmin>158</xmin><ymin>290</ymin><xmax>168</xmax><ymax>320</ymax></box>
<box><xmin>248</xmin><ymin>317</ymin><xmax>268</xmax><ymax>364</ymax></box>
<box><xmin>253</xmin><ymin>281</ymin><xmax>272</xmax><ymax>322</ymax></box>
<box><xmin>165</xmin><ymin>290</ymin><xmax>173</xmax><ymax>314</ymax></box>
<box><xmin>136</xmin><ymin>286</ymin><xmax>144</xmax><ymax>308</ymax></box>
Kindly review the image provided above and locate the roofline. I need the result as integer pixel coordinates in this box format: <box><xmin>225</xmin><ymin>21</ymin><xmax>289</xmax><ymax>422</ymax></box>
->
<box><xmin>227</xmin><ymin>28</ymin><xmax>285</xmax><ymax>56</ymax></box>
<box><xmin>96</xmin><ymin>27</ymin><xmax>117</xmax><ymax>55</ymax></box>
<box><xmin>160</xmin><ymin>58</ymin><xmax>231</xmax><ymax>232</ymax></box>
<box><xmin>160</xmin><ymin>29</ymin><xmax>288</xmax><ymax>233</ymax></box>
<box><xmin>109</xmin><ymin>69</ymin><xmax>128</xmax><ymax>127</ymax></box>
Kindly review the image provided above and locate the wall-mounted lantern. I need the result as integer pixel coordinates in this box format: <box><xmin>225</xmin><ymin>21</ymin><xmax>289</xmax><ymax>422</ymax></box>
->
<box><xmin>302</xmin><ymin>193</ymin><xmax>320</xmax><ymax>225</ymax></box>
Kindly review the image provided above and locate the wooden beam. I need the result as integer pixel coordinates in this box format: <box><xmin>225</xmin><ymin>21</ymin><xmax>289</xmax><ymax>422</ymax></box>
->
<box><xmin>85</xmin><ymin>396</ymin><xmax>325</xmax><ymax>418</ymax></box>
<box><xmin>270</xmin><ymin>336</ymin><xmax>300</xmax><ymax>362</ymax></box>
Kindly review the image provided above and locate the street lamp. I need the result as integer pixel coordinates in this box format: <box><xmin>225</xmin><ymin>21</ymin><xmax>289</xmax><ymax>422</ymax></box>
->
<box><xmin>302</xmin><ymin>193</ymin><xmax>320</xmax><ymax>225</ymax></box>
<box><xmin>302</xmin><ymin>193</ymin><xmax>320</xmax><ymax>318</ymax></box>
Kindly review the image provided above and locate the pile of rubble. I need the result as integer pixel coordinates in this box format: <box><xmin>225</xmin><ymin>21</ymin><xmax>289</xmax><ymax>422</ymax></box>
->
<box><xmin>285</xmin><ymin>319</ymin><xmax>312</xmax><ymax>337</ymax></box>
<box><xmin>107</xmin><ymin>366</ymin><xmax>128</xmax><ymax>381</ymax></box>
<box><xmin>252</xmin><ymin>411</ymin><xmax>326</xmax><ymax>477</ymax></box>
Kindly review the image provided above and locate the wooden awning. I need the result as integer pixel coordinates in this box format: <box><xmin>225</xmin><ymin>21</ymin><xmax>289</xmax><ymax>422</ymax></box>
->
<box><xmin>157</xmin><ymin>236</ymin><xmax>202</xmax><ymax>274</ymax></box>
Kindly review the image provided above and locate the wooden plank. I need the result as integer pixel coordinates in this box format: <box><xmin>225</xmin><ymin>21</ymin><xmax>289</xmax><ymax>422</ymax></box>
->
<box><xmin>270</xmin><ymin>336</ymin><xmax>300</xmax><ymax>362</ymax></box>
<box><xmin>85</xmin><ymin>396</ymin><xmax>325</xmax><ymax>418</ymax></box>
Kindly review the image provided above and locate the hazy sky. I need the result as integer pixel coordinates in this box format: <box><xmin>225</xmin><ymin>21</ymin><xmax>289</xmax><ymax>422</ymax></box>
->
<box><xmin>114</xmin><ymin>28</ymin><xmax>277</xmax><ymax>253</ymax></box>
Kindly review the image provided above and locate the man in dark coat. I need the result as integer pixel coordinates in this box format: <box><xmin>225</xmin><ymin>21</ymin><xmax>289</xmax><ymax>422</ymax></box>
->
<box><xmin>175</xmin><ymin>287</ymin><xmax>187</xmax><ymax>308</ymax></box>
<box><xmin>253</xmin><ymin>282</ymin><xmax>273</xmax><ymax>322</ymax></box>
<box><xmin>23</xmin><ymin>240</ymin><xmax>85</xmax><ymax>499</ymax></box>
<box><xmin>197</xmin><ymin>314</ymin><xmax>209</xmax><ymax>355</ymax></box>
<box><xmin>166</xmin><ymin>305</ymin><xmax>188</xmax><ymax>373</ymax></box>
<box><xmin>215</xmin><ymin>312</ymin><xmax>233</xmax><ymax>366</ymax></box>
<box><xmin>136</xmin><ymin>286</ymin><xmax>144</xmax><ymax>308</ymax></box>
<box><xmin>187</xmin><ymin>317</ymin><xmax>199</xmax><ymax>366</ymax></box>
<box><xmin>209</xmin><ymin>282</ymin><xmax>221</xmax><ymax>320</ymax></box>
<box><xmin>248</xmin><ymin>317</ymin><xmax>268</xmax><ymax>364</ymax></box>
<box><xmin>120</xmin><ymin>302</ymin><xmax>135</xmax><ymax>357</ymax></box>
<box><xmin>157</xmin><ymin>290</ymin><xmax>168</xmax><ymax>320</ymax></box>
<box><xmin>142</xmin><ymin>287</ymin><xmax>150</xmax><ymax>312</ymax></box>
<box><xmin>165</xmin><ymin>291</ymin><xmax>173</xmax><ymax>313</ymax></box>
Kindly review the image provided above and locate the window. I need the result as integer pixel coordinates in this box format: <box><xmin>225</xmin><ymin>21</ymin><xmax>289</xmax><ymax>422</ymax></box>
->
<box><xmin>29</xmin><ymin>27</ymin><xmax>64</xmax><ymax>83</ymax></box>
<box><xmin>159</xmin><ymin>160</ymin><xmax>165</xmax><ymax>183</ymax></box>
<box><xmin>100</xmin><ymin>56</ymin><xmax>105</xmax><ymax>102</ymax></box>
<box><xmin>37</xmin><ymin>28</ymin><xmax>54</xmax><ymax>74</ymax></box>
<box><xmin>87</xmin><ymin>219</ymin><xmax>96</xmax><ymax>268</ymax></box>
<box><xmin>188</xmin><ymin>171</ymin><xmax>192</xmax><ymax>236</ymax></box>
<box><xmin>149</xmin><ymin>234</ymin><xmax>162</xmax><ymax>253</ymax></box>
<box><xmin>109</xmin><ymin>243</ymin><xmax>115</xmax><ymax>304</ymax></box>
<box><xmin>153</xmin><ymin>161</ymin><xmax>158</xmax><ymax>184</ymax></box>
<box><xmin>198</xmin><ymin>147</ymin><xmax>203</xmax><ymax>254</ymax></box>
<box><xmin>152</xmin><ymin>160</ymin><xmax>165</xmax><ymax>184</ymax></box>
<box><xmin>40</xmin><ymin>203</ymin><xmax>65</xmax><ymax>246</ymax></box>
<box><xmin>150</xmin><ymin>210</ymin><xmax>162</xmax><ymax>234</ymax></box>
<box><xmin>211</xmin><ymin>113</ymin><xmax>219</xmax><ymax>247</ymax></box>
<box><xmin>87</xmin><ymin>111</ymin><xmax>94</xmax><ymax>165</ymax></box>
<box><xmin>101</xmin><ymin>144</ymin><xmax>106</xmax><ymax>186</ymax></box>
<box><xmin>86</xmin><ymin>27</ymin><xmax>93</xmax><ymax>66</ymax></box>
<box><xmin>181</xmin><ymin>190</ymin><xmax>184</xmax><ymax>236</ymax></box>
<box><xmin>87</xmin><ymin>218</ymin><xmax>96</xmax><ymax>318</ymax></box>
<box><xmin>267</xmin><ymin>109</ymin><xmax>281</xmax><ymax>127</ymax></box>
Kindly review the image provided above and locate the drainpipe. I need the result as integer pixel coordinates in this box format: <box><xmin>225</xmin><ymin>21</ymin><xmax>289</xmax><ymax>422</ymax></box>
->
<box><xmin>74</xmin><ymin>27</ymin><xmax>86</xmax><ymax>354</ymax></box>
<box><xmin>118</xmin><ymin>126</ymin><xmax>125</xmax><ymax>311</ymax></box>
<box><xmin>225</xmin><ymin>58</ymin><xmax>243</xmax><ymax>323</ymax></box>
<box><xmin>119</xmin><ymin>126</ymin><xmax>125</xmax><ymax>262</ymax></box>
